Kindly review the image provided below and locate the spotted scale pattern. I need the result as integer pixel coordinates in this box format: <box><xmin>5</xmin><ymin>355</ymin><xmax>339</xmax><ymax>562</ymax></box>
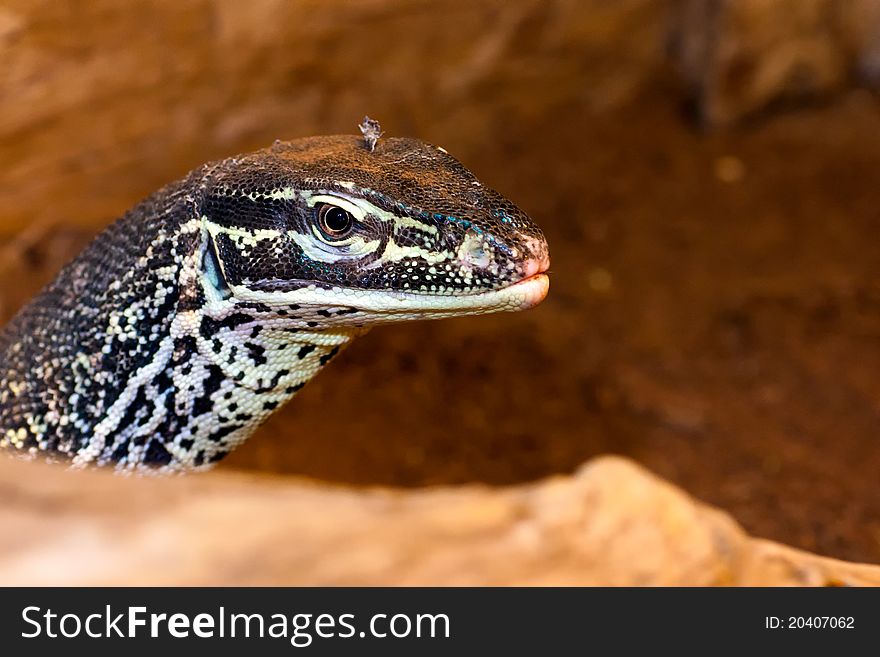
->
<box><xmin>0</xmin><ymin>131</ymin><xmax>549</xmax><ymax>472</ymax></box>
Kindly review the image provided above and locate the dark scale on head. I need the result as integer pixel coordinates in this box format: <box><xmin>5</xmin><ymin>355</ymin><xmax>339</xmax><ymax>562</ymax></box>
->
<box><xmin>203</xmin><ymin>135</ymin><xmax>547</xmax><ymax>297</ymax></box>
<box><xmin>0</xmin><ymin>122</ymin><xmax>548</xmax><ymax>472</ymax></box>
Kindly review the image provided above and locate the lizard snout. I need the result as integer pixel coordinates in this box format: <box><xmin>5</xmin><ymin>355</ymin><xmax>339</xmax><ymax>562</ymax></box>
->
<box><xmin>521</xmin><ymin>235</ymin><xmax>550</xmax><ymax>278</ymax></box>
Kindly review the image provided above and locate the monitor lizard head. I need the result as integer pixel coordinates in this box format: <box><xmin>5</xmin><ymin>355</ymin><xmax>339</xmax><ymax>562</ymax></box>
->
<box><xmin>0</xmin><ymin>124</ymin><xmax>551</xmax><ymax>471</ymax></box>
<box><xmin>199</xmin><ymin>132</ymin><xmax>550</xmax><ymax>328</ymax></box>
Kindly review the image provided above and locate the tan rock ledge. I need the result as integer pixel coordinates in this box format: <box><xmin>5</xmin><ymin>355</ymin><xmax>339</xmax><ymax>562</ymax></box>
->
<box><xmin>0</xmin><ymin>455</ymin><xmax>877</xmax><ymax>586</ymax></box>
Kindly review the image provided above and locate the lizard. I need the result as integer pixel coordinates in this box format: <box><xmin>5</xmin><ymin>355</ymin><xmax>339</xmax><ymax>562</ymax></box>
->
<box><xmin>0</xmin><ymin>118</ymin><xmax>550</xmax><ymax>472</ymax></box>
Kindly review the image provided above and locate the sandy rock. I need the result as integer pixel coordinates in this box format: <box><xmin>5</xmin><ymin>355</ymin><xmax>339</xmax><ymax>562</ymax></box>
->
<box><xmin>0</xmin><ymin>455</ymin><xmax>876</xmax><ymax>586</ymax></box>
<box><xmin>3</xmin><ymin>0</ymin><xmax>879</xmax><ymax>247</ymax></box>
<box><xmin>0</xmin><ymin>0</ymin><xmax>673</xmax><ymax>238</ymax></box>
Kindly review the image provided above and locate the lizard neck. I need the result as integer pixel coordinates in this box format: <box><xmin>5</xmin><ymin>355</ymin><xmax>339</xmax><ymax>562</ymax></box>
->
<box><xmin>0</xmin><ymin>178</ymin><xmax>200</xmax><ymax>469</ymax></box>
<box><xmin>0</xmin><ymin>177</ymin><xmax>364</xmax><ymax>472</ymax></box>
<box><xmin>147</xmin><ymin>304</ymin><xmax>363</xmax><ymax>470</ymax></box>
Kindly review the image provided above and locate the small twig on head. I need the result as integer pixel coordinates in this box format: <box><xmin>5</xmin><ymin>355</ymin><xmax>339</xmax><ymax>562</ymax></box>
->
<box><xmin>359</xmin><ymin>116</ymin><xmax>383</xmax><ymax>152</ymax></box>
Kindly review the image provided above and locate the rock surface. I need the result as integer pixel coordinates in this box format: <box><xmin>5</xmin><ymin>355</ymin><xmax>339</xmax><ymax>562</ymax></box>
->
<box><xmin>0</xmin><ymin>0</ymin><xmax>674</xmax><ymax>238</ymax></box>
<box><xmin>6</xmin><ymin>0</ymin><xmax>878</xmax><ymax>238</ymax></box>
<box><xmin>0</xmin><ymin>455</ymin><xmax>876</xmax><ymax>586</ymax></box>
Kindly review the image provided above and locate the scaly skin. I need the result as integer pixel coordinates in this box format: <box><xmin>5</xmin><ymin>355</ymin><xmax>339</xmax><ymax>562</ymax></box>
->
<box><xmin>0</xmin><ymin>124</ymin><xmax>549</xmax><ymax>472</ymax></box>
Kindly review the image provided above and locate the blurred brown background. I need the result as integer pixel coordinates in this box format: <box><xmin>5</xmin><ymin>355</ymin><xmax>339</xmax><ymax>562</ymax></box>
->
<box><xmin>2</xmin><ymin>0</ymin><xmax>880</xmax><ymax>564</ymax></box>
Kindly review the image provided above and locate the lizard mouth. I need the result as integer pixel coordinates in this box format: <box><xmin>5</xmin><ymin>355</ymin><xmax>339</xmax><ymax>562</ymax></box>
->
<box><xmin>511</xmin><ymin>272</ymin><xmax>550</xmax><ymax>307</ymax></box>
<box><xmin>227</xmin><ymin>271</ymin><xmax>549</xmax><ymax>319</ymax></box>
<box><xmin>481</xmin><ymin>272</ymin><xmax>549</xmax><ymax>311</ymax></box>
<box><xmin>375</xmin><ymin>271</ymin><xmax>550</xmax><ymax>315</ymax></box>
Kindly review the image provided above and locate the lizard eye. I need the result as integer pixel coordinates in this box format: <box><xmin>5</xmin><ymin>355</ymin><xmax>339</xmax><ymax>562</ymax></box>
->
<box><xmin>316</xmin><ymin>204</ymin><xmax>354</xmax><ymax>240</ymax></box>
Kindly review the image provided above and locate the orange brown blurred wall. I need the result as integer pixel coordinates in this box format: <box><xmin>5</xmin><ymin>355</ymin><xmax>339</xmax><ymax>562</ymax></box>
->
<box><xmin>0</xmin><ymin>0</ymin><xmax>675</xmax><ymax>238</ymax></box>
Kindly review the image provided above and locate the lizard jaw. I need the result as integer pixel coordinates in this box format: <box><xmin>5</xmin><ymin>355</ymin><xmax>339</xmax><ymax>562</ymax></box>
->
<box><xmin>223</xmin><ymin>271</ymin><xmax>549</xmax><ymax>320</ymax></box>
